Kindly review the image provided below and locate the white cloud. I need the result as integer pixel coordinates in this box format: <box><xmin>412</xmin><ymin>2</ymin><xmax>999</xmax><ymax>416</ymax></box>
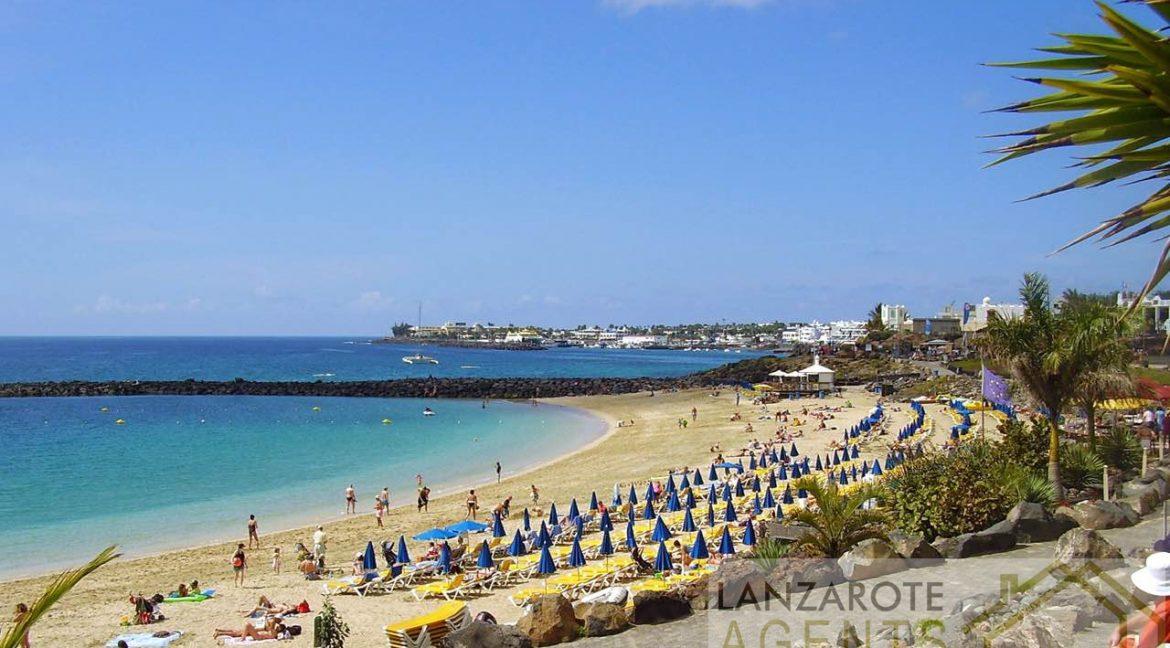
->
<box><xmin>602</xmin><ymin>0</ymin><xmax>772</xmax><ymax>13</ymax></box>
<box><xmin>349</xmin><ymin>290</ymin><xmax>395</xmax><ymax>312</ymax></box>
<box><xmin>75</xmin><ymin>294</ymin><xmax>207</xmax><ymax>315</ymax></box>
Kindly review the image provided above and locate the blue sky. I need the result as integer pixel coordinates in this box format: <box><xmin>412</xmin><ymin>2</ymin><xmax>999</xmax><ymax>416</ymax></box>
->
<box><xmin>0</xmin><ymin>0</ymin><xmax>1157</xmax><ymax>335</ymax></box>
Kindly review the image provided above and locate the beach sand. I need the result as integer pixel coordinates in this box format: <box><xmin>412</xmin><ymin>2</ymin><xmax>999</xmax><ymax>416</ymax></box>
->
<box><xmin>1</xmin><ymin>387</ymin><xmax>923</xmax><ymax>647</ymax></box>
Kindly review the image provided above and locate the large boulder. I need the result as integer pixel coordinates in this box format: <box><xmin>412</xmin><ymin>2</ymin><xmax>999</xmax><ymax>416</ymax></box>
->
<box><xmin>1055</xmin><ymin>500</ymin><xmax>1139</xmax><ymax>530</ymax></box>
<box><xmin>678</xmin><ymin>572</ymin><xmax>713</xmax><ymax>610</ymax></box>
<box><xmin>440</xmin><ymin>621</ymin><xmax>533</xmax><ymax>648</ymax></box>
<box><xmin>573</xmin><ymin>602</ymin><xmax>628</xmax><ymax>637</ymax></box>
<box><xmin>931</xmin><ymin>529</ymin><xmax>1016</xmax><ymax>559</ymax></box>
<box><xmin>517</xmin><ymin>594</ymin><xmax>577</xmax><ymax>646</ymax></box>
<box><xmin>989</xmin><ymin>612</ymin><xmax>1070</xmax><ymax>648</ymax></box>
<box><xmin>1120</xmin><ymin>480</ymin><xmax>1163</xmax><ymax>516</ymax></box>
<box><xmin>708</xmin><ymin>558</ymin><xmax>767</xmax><ymax>608</ymax></box>
<box><xmin>996</xmin><ymin>502</ymin><xmax>1077</xmax><ymax>543</ymax></box>
<box><xmin>630</xmin><ymin>590</ymin><xmax>691</xmax><ymax>624</ymax></box>
<box><xmin>768</xmin><ymin>556</ymin><xmax>845</xmax><ymax>594</ymax></box>
<box><xmin>764</xmin><ymin>521</ymin><xmax>815</xmax><ymax>544</ymax></box>
<box><xmin>1052</xmin><ymin>528</ymin><xmax>1124</xmax><ymax>565</ymax></box>
<box><xmin>887</xmin><ymin>531</ymin><xmax>943</xmax><ymax>563</ymax></box>
<box><xmin>837</xmin><ymin>539</ymin><xmax>909</xmax><ymax>581</ymax></box>
<box><xmin>837</xmin><ymin>621</ymin><xmax>863</xmax><ymax>648</ymax></box>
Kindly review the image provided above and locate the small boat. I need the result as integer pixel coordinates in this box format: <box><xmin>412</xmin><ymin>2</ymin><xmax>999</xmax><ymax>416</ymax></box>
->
<box><xmin>402</xmin><ymin>354</ymin><xmax>439</xmax><ymax>365</ymax></box>
<box><xmin>423</xmin><ymin>408</ymin><xmax>436</xmax><ymax>417</ymax></box>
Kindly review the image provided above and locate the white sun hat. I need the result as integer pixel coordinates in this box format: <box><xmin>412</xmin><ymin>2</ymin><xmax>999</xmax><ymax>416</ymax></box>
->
<box><xmin>1132</xmin><ymin>552</ymin><xmax>1170</xmax><ymax>597</ymax></box>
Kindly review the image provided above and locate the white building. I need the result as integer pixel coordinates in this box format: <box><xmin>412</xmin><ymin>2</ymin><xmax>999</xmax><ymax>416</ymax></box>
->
<box><xmin>880</xmin><ymin>304</ymin><xmax>908</xmax><ymax>330</ymax></box>
<box><xmin>1117</xmin><ymin>291</ymin><xmax>1170</xmax><ymax>332</ymax></box>
<box><xmin>619</xmin><ymin>335</ymin><xmax>669</xmax><ymax>348</ymax></box>
<box><xmin>961</xmin><ymin>297</ymin><xmax>1026</xmax><ymax>332</ymax></box>
<box><xmin>828</xmin><ymin>320</ymin><xmax>867</xmax><ymax>344</ymax></box>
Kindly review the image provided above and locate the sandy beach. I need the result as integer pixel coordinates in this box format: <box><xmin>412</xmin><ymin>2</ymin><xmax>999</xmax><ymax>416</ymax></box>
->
<box><xmin>0</xmin><ymin>387</ymin><xmax>923</xmax><ymax>647</ymax></box>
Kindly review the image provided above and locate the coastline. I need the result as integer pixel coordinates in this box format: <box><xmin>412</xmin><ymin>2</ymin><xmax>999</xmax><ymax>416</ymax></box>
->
<box><xmin>0</xmin><ymin>387</ymin><xmax>899</xmax><ymax>647</ymax></box>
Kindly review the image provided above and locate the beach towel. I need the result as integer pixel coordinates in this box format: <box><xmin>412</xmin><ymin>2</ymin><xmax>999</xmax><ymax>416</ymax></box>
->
<box><xmin>218</xmin><ymin>638</ymin><xmax>280</xmax><ymax>646</ymax></box>
<box><xmin>105</xmin><ymin>630</ymin><xmax>183</xmax><ymax>647</ymax></box>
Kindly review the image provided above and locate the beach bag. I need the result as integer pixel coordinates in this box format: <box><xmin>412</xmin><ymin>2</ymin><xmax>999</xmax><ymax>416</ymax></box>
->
<box><xmin>287</xmin><ymin>625</ymin><xmax>302</xmax><ymax>636</ymax></box>
<box><xmin>296</xmin><ymin>600</ymin><xmax>310</xmax><ymax>613</ymax></box>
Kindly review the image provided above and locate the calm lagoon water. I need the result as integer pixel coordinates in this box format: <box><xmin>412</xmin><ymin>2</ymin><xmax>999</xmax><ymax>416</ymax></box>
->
<box><xmin>0</xmin><ymin>395</ymin><xmax>604</xmax><ymax>579</ymax></box>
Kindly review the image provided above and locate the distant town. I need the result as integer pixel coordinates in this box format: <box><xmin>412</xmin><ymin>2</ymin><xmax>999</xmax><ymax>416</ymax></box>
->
<box><xmin>379</xmin><ymin>290</ymin><xmax>1170</xmax><ymax>355</ymax></box>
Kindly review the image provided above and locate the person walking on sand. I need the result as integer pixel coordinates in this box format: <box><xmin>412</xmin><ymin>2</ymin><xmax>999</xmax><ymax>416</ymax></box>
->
<box><xmin>374</xmin><ymin>496</ymin><xmax>385</xmax><ymax>528</ymax></box>
<box><xmin>312</xmin><ymin>525</ymin><xmax>327</xmax><ymax>562</ymax></box>
<box><xmin>345</xmin><ymin>484</ymin><xmax>356</xmax><ymax>514</ymax></box>
<box><xmin>466</xmin><ymin>489</ymin><xmax>479</xmax><ymax>519</ymax></box>
<box><xmin>247</xmin><ymin>514</ymin><xmax>260</xmax><ymax>549</ymax></box>
<box><xmin>692</xmin><ymin>407</ymin><xmax>698</xmax><ymax>422</ymax></box>
<box><xmin>495</xmin><ymin>461</ymin><xmax>502</xmax><ymax>483</ymax></box>
<box><xmin>531</xmin><ymin>484</ymin><xmax>540</xmax><ymax>504</ymax></box>
<box><xmin>231</xmin><ymin>543</ymin><xmax>247</xmax><ymax>587</ymax></box>
<box><xmin>12</xmin><ymin>603</ymin><xmax>29</xmax><ymax>648</ymax></box>
<box><xmin>417</xmin><ymin>484</ymin><xmax>430</xmax><ymax>512</ymax></box>
<box><xmin>379</xmin><ymin>486</ymin><xmax>390</xmax><ymax>512</ymax></box>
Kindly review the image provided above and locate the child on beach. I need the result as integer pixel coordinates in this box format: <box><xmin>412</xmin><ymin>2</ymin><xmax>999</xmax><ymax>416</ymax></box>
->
<box><xmin>272</xmin><ymin>547</ymin><xmax>281</xmax><ymax>574</ymax></box>
<box><xmin>374</xmin><ymin>497</ymin><xmax>385</xmax><ymax>528</ymax></box>
<box><xmin>11</xmin><ymin>603</ymin><xmax>29</xmax><ymax>648</ymax></box>
<box><xmin>231</xmin><ymin>543</ymin><xmax>247</xmax><ymax>587</ymax></box>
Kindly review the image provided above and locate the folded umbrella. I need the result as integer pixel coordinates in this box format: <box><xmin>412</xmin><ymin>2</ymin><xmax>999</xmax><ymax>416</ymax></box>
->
<box><xmin>690</xmin><ymin>529</ymin><xmax>710</xmax><ymax>560</ymax></box>
<box><xmin>396</xmin><ymin>535</ymin><xmax>411</xmax><ymax>564</ymax></box>
<box><xmin>743</xmin><ymin>521</ymin><xmax>757</xmax><ymax>547</ymax></box>
<box><xmin>508</xmin><ymin>529</ymin><xmax>527</xmax><ymax>556</ymax></box>
<box><xmin>718</xmin><ymin>526</ymin><xmax>736</xmax><ymax>555</ymax></box>
<box><xmin>652</xmin><ymin>515</ymin><xmax>672</xmax><ymax>542</ymax></box>
<box><xmin>476</xmin><ymin>540</ymin><xmax>494</xmax><ymax>569</ymax></box>
<box><xmin>682</xmin><ymin>508</ymin><xmax>696</xmax><ymax>533</ymax></box>
<box><xmin>653</xmin><ymin>540</ymin><xmax>673</xmax><ymax>573</ymax></box>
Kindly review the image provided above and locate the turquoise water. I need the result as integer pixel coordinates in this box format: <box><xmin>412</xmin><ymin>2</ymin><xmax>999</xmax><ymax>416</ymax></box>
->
<box><xmin>0</xmin><ymin>395</ymin><xmax>605</xmax><ymax>579</ymax></box>
<box><xmin>0</xmin><ymin>337</ymin><xmax>763</xmax><ymax>382</ymax></box>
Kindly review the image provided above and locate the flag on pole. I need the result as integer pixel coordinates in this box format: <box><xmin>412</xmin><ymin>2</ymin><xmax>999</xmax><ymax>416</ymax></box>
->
<box><xmin>981</xmin><ymin>365</ymin><xmax>1011</xmax><ymax>407</ymax></box>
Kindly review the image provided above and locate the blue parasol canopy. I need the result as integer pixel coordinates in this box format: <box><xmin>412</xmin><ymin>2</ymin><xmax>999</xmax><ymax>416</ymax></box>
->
<box><xmin>599</xmin><ymin>509</ymin><xmax>614</xmax><ymax>532</ymax></box>
<box><xmin>567</xmin><ymin>499</ymin><xmax>580</xmax><ymax>521</ymax></box>
<box><xmin>492</xmin><ymin>513</ymin><xmax>506</xmax><ymax>538</ymax></box>
<box><xmin>645</xmin><ymin>482</ymin><xmax>656</xmax><ymax>502</ymax></box>
<box><xmin>743</xmin><ymin>521</ymin><xmax>757</xmax><ymax>546</ymax></box>
<box><xmin>523</xmin><ymin>508</ymin><xmax>531</xmax><ymax>531</ymax></box>
<box><xmin>537</xmin><ymin>521</ymin><xmax>551</xmax><ymax>549</ymax></box>
<box><xmin>749</xmin><ymin>454</ymin><xmax>758</xmax><ymax>470</ymax></box>
<box><xmin>838</xmin><ymin>471</ymin><xmax>848</xmax><ymax>485</ymax></box>
<box><xmin>782</xmin><ymin>485</ymin><xmax>794</xmax><ymax>504</ymax></box>
<box><xmin>873</xmin><ymin>459</ymin><xmax>884</xmax><ymax>476</ymax></box>
<box><xmin>763</xmin><ymin>488</ymin><xmax>775</xmax><ymax>509</ymax></box>
<box><xmin>705</xmin><ymin>500</ymin><xmax>716</xmax><ymax>527</ymax></box>
<box><xmin>759</xmin><ymin>453</ymin><xmax>768</xmax><ymax>469</ymax></box>
<box><xmin>536</xmin><ymin>545</ymin><xmax>557</xmax><ymax>575</ymax></box>
<box><xmin>653</xmin><ymin>540</ymin><xmax>673</xmax><ymax>573</ymax></box>
<box><xmin>752</xmin><ymin>494</ymin><xmax>762</xmax><ymax>516</ymax></box>
<box><xmin>690</xmin><ymin>529</ymin><xmax>710</xmax><ymax>560</ymax></box>
<box><xmin>774</xmin><ymin>468</ymin><xmax>784</xmax><ymax>484</ymax></box>
<box><xmin>652</xmin><ymin>516</ymin><xmax>673</xmax><ymax>542</ymax></box>
<box><xmin>851</xmin><ymin>446</ymin><xmax>860</xmax><ymax>460</ymax></box>
<box><xmin>693</xmin><ymin>468</ymin><xmax>704</xmax><ymax>486</ymax></box>
<box><xmin>666</xmin><ymin>474</ymin><xmax>677</xmax><ymax>493</ymax></box>
<box><xmin>508</xmin><ymin>529</ymin><xmax>527</xmax><ymax>556</ymax></box>
<box><xmin>718</xmin><ymin>526</ymin><xmax>736</xmax><ymax>555</ymax></box>
<box><xmin>624</xmin><ymin>519</ymin><xmax>637</xmax><ymax>549</ymax></box>
<box><xmin>684</xmin><ymin>489</ymin><xmax>696</xmax><ymax>509</ymax></box>
<box><xmin>589</xmin><ymin>492</ymin><xmax>599</xmax><ymax>512</ymax></box>
<box><xmin>667</xmin><ymin>490</ymin><xmax>682</xmax><ymax>512</ymax></box>
<box><xmin>414</xmin><ymin>527</ymin><xmax>458</xmax><ymax>541</ymax></box>
<box><xmin>437</xmin><ymin>543</ymin><xmax>453</xmax><ymax>574</ymax></box>
<box><xmin>575</xmin><ymin>516</ymin><xmax>585</xmax><ymax>539</ymax></box>
<box><xmin>548</xmin><ymin>503</ymin><xmax>559</xmax><ymax>526</ymax></box>
<box><xmin>613</xmin><ymin>492</ymin><xmax>623</xmax><ymax>507</ymax></box>
<box><xmin>814</xmin><ymin>455</ymin><xmax>823</xmax><ymax>472</ymax></box>
<box><xmin>445</xmin><ymin>520</ymin><xmax>488</xmax><ymax>535</ymax></box>
<box><xmin>679</xmin><ymin>474</ymin><xmax>690</xmax><ymax>491</ymax></box>
<box><xmin>682</xmin><ymin>508</ymin><xmax>697</xmax><ymax>533</ymax></box>
<box><xmin>363</xmin><ymin>541</ymin><xmax>377</xmax><ymax>570</ymax></box>
<box><xmin>752</xmin><ymin>476</ymin><xmax>761</xmax><ymax>492</ymax></box>
<box><xmin>643</xmin><ymin>498</ymin><xmax>655</xmax><ymax>520</ymax></box>
<box><xmin>724</xmin><ymin>500</ymin><xmax>738</xmax><ymax>522</ymax></box>
<box><xmin>708</xmin><ymin>465</ymin><xmax>718</xmax><ymax>481</ymax></box>
<box><xmin>721</xmin><ymin>483</ymin><xmax>732</xmax><ymax>502</ymax></box>
<box><xmin>790</xmin><ymin>443</ymin><xmax>799</xmax><ymax>457</ymax></box>
<box><xmin>396</xmin><ymin>535</ymin><xmax>411</xmax><ymax>564</ymax></box>
<box><xmin>476</xmin><ymin>540</ymin><xmax>494</xmax><ymax>569</ymax></box>
<box><xmin>599</xmin><ymin>529</ymin><xmax>614</xmax><ymax>557</ymax></box>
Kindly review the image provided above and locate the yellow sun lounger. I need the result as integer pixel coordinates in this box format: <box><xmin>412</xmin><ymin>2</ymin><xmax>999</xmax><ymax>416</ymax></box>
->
<box><xmin>322</xmin><ymin>574</ymin><xmax>379</xmax><ymax>597</ymax></box>
<box><xmin>384</xmin><ymin>600</ymin><xmax>471</xmax><ymax>648</ymax></box>
<box><xmin>410</xmin><ymin>574</ymin><xmax>472</xmax><ymax>601</ymax></box>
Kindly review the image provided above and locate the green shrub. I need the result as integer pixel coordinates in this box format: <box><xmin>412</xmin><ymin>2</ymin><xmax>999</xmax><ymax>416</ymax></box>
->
<box><xmin>1096</xmin><ymin>427</ymin><xmax>1142</xmax><ymax>472</ymax></box>
<box><xmin>995</xmin><ymin>418</ymin><xmax>1048</xmax><ymax>474</ymax></box>
<box><xmin>1002</xmin><ymin>465</ymin><xmax>1056</xmax><ymax>508</ymax></box>
<box><xmin>884</xmin><ymin>440</ymin><xmax>1013</xmax><ymax>541</ymax></box>
<box><xmin>750</xmin><ymin>539</ymin><xmax>790</xmax><ymax>572</ymax></box>
<box><xmin>313</xmin><ymin>595</ymin><xmax>349</xmax><ymax>648</ymax></box>
<box><xmin>1059</xmin><ymin>442</ymin><xmax>1105</xmax><ymax>491</ymax></box>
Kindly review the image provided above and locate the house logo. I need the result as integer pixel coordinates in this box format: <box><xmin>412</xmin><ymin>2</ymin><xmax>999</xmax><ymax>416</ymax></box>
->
<box><xmin>964</xmin><ymin>559</ymin><xmax>1148</xmax><ymax>646</ymax></box>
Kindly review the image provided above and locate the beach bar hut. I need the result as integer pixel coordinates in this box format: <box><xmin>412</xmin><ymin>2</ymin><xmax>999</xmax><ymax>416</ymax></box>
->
<box><xmin>798</xmin><ymin>354</ymin><xmax>835</xmax><ymax>390</ymax></box>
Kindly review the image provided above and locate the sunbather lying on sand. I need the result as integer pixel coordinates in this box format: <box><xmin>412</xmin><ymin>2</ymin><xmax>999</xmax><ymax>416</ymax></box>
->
<box><xmin>214</xmin><ymin>618</ymin><xmax>286</xmax><ymax>641</ymax></box>
<box><xmin>244</xmin><ymin>595</ymin><xmax>298</xmax><ymax>618</ymax></box>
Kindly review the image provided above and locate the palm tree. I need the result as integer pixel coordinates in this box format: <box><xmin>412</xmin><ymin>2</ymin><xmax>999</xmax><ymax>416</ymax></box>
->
<box><xmin>866</xmin><ymin>303</ymin><xmax>887</xmax><ymax>333</ymax></box>
<box><xmin>981</xmin><ymin>274</ymin><xmax>1133</xmax><ymax>500</ymax></box>
<box><xmin>786</xmin><ymin>476</ymin><xmax>887</xmax><ymax>558</ymax></box>
<box><xmin>989</xmin><ymin>1</ymin><xmax>1170</xmax><ymax>303</ymax></box>
<box><xmin>1</xmin><ymin>546</ymin><xmax>119</xmax><ymax>648</ymax></box>
<box><xmin>1066</xmin><ymin>301</ymin><xmax>1136</xmax><ymax>450</ymax></box>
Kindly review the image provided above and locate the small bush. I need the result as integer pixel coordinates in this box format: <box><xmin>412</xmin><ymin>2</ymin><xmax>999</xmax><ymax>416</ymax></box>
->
<box><xmin>1059</xmin><ymin>442</ymin><xmax>1105</xmax><ymax>491</ymax></box>
<box><xmin>750</xmin><ymin>539</ymin><xmax>790</xmax><ymax>572</ymax></box>
<box><xmin>995</xmin><ymin>418</ymin><xmax>1049</xmax><ymax>474</ymax></box>
<box><xmin>1002</xmin><ymin>465</ymin><xmax>1056</xmax><ymax>508</ymax></box>
<box><xmin>314</xmin><ymin>595</ymin><xmax>349</xmax><ymax>648</ymax></box>
<box><xmin>1096</xmin><ymin>427</ymin><xmax>1142</xmax><ymax>472</ymax></box>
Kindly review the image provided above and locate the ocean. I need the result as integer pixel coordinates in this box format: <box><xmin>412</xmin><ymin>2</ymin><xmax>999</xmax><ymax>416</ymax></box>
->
<box><xmin>0</xmin><ymin>337</ymin><xmax>754</xmax><ymax>579</ymax></box>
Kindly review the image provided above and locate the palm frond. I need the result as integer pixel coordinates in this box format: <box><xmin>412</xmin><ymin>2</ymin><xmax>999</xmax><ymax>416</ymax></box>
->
<box><xmin>0</xmin><ymin>546</ymin><xmax>120</xmax><ymax>648</ymax></box>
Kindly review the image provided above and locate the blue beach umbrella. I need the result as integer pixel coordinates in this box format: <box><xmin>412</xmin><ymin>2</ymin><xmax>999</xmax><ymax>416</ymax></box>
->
<box><xmin>706</xmin><ymin>484</ymin><xmax>716</xmax><ymax>502</ymax></box>
<box><xmin>862</xmin><ymin>461</ymin><xmax>870</xmax><ymax>476</ymax></box>
<box><xmin>790</xmin><ymin>443</ymin><xmax>799</xmax><ymax>457</ymax></box>
<box><xmin>705</xmin><ymin>501</ymin><xmax>716</xmax><ymax>527</ymax></box>
<box><xmin>832</xmin><ymin>451</ymin><xmax>841</xmax><ymax>467</ymax></box>
<box><xmin>872</xmin><ymin>459</ymin><xmax>883</xmax><ymax>477</ymax></box>
<box><xmin>476</xmin><ymin>540</ymin><xmax>494</xmax><ymax>569</ymax></box>
<box><xmin>624</xmin><ymin>519</ymin><xmax>637</xmax><ymax>549</ymax></box>
<box><xmin>396</xmin><ymin>535</ymin><xmax>411</xmax><ymax>564</ymax></box>
<box><xmin>437</xmin><ymin>543</ymin><xmax>452</xmax><ymax>574</ymax></box>
<box><xmin>575</xmin><ymin>516</ymin><xmax>585</xmax><ymax>539</ymax></box>
<box><xmin>684</xmin><ymin>489</ymin><xmax>696</xmax><ymax>509</ymax></box>
<box><xmin>567</xmin><ymin>499</ymin><xmax>580</xmax><ymax>521</ymax></box>
<box><xmin>536</xmin><ymin>545</ymin><xmax>557</xmax><ymax>576</ymax></box>
<box><xmin>599</xmin><ymin>529</ymin><xmax>614</xmax><ymax>558</ymax></box>
<box><xmin>851</xmin><ymin>465</ymin><xmax>858</xmax><ymax>481</ymax></box>
<box><xmin>782</xmin><ymin>486</ymin><xmax>794</xmax><ymax>505</ymax></box>
<box><xmin>718</xmin><ymin>526</ymin><xmax>735</xmax><ymax>555</ymax></box>
<box><xmin>492</xmin><ymin>513</ymin><xmax>506</xmax><ymax>538</ymax></box>
<box><xmin>752</xmin><ymin>476</ymin><xmax>761</xmax><ymax>492</ymax></box>
<box><xmin>643</xmin><ymin>498</ymin><xmax>655</xmax><ymax>520</ymax></box>
<box><xmin>569</xmin><ymin>537</ymin><xmax>587</xmax><ymax>569</ymax></box>
<box><xmin>666</xmin><ymin>474</ymin><xmax>677</xmax><ymax>493</ymax></box>
<box><xmin>693</xmin><ymin>468</ymin><xmax>704</xmax><ymax>486</ymax></box>
<box><xmin>548</xmin><ymin>503</ymin><xmax>559</xmax><ymax>526</ymax></box>
<box><xmin>628</xmin><ymin>485</ymin><xmax>638</xmax><ymax>506</ymax></box>
<box><xmin>523</xmin><ymin>508</ymin><xmax>531</xmax><ymax>531</ymax></box>
<box><xmin>814</xmin><ymin>456</ymin><xmax>823</xmax><ymax>472</ymax></box>
<box><xmin>724</xmin><ymin>501</ymin><xmax>738</xmax><ymax>522</ymax></box>
<box><xmin>599</xmin><ymin>509</ymin><xmax>614</xmax><ymax>532</ymax></box>
<box><xmin>362</xmin><ymin>541</ymin><xmax>377</xmax><ymax>570</ymax></box>
<box><xmin>612</xmin><ymin>492</ymin><xmax>623</xmax><ymax>507</ymax></box>
<box><xmin>743</xmin><ymin>521</ymin><xmax>757</xmax><ymax>547</ymax></box>
<box><xmin>652</xmin><ymin>516</ymin><xmax>673</xmax><ymax>542</ymax></box>
<box><xmin>851</xmin><ymin>446</ymin><xmax>860</xmax><ymax>460</ymax></box>
<box><xmin>759</xmin><ymin>453</ymin><xmax>768</xmax><ymax>469</ymax></box>
<box><xmin>653</xmin><ymin>540</ymin><xmax>674</xmax><ymax>573</ymax></box>
<box><xmin>679</xmin><ymin>474</ymin><xmax>690</xmax><ymax>491</ymax></box>
<box><xmin>413</xmin><ymin>527</ymin><xmax>458</xmax><ymax>541</ymax></box>
<box><xmin>721</xmin><ymin>483</ymin><xmax>732</xmax><ymax>502</ymax></box>
<box><xmin>790</xmin><ymin>463</ymin><xmax>801</xmax><ymax>479</ymax></box>
<box><xmin>682</xmin><ymin>508</ymin><xmax>697</xmax><ymax>533</ymax></box>
<box><xmin>537</xmin><ymin>521</ymin><xmax>551</xmax><ymax>549</ymax></box>
<box><xmin>838</xmin><ymin>471</ymin><xmax>848</xmax><ymax>486</ymax></box>
<box><xmin>776</xmin><ymin>466</ymin><xmax>787</xmax><ymax>482</ymax></box>
<box><xmin>589</xmin><ymin>492</ymin><xmax>599</xmax><ymax>512</ymax></box>
<box><xmin>762</xmin><ymin>488</ymin><xmax>775</xmax><ymax>509</ymax></box>
<box><xmin>749</xmin><ymin>454</ymin><xmax>758</xmax><ymax>470</ymax></box>
<box><xmin>775</xmin><ymin>505</ymin><xmax>784</xmax><ymax>520</ymax></box>
<box><xmin>797</xmin><ymin>488</ymin><xmax>808</xmax><ymax>499</ymax></box>
<box><xmin>708</xmin><ymin>465</ymin><xmax>718</xmax><ymax>481</ymax></box>
<box><xmin>445</xmin><ymin>520</ymin><xmax>488</xmax><ymax>534</ymax></box>
<box><xmin>508</xmin><ymin>529</ymin><xmax>527</xmax><ymax>556</ymax></box>
<box><xmin>734</xmin><ymin>480</ymin><xmax>745</xmax><ymax>497</ymax></box>
<box><xmin>645</xmin><ymin>483</ymin><xmax>656</xmax><ymax>502</ymax></box>
<box><xmin>780</xmin><ymin>448</ymin><xmax>788</xmax><ymax>461</ymax></box>
<box><xmin>690</xmin><ymin>529</ymin><xmax>710</xmax><ymax>560</ymax></box>
<box><xmin>752</xmin><ymin>495</ymin><xmax>762</xmax><ymax>516</ymax></box>
<box><xmin>667</xmin><ymin>490</ymin><xmax>682</xmax><ymax>512</ymax></box>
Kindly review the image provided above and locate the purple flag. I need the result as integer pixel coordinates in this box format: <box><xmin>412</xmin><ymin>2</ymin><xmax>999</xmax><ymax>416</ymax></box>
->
<box><xmin>982</xmin><ymin>366</ymin><xmax>1011</xmax><ymax>407</ymax></box>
